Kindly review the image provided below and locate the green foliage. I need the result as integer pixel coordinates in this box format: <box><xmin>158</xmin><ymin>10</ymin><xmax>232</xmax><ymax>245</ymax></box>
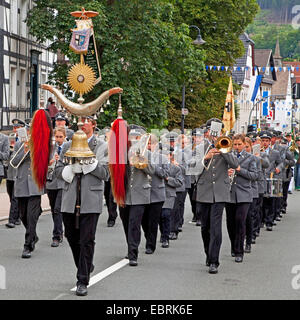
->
<box><xmin>247</xmin><ymin>9</ymin><xmax>300</xmax><ymax>60</ymax></box>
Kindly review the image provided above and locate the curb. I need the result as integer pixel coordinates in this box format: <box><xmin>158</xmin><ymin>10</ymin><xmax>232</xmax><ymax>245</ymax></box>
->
<box><xmin>0</xmin><ymin>207</ymin><xmax>51</xmax><ymax>223</ymax></box>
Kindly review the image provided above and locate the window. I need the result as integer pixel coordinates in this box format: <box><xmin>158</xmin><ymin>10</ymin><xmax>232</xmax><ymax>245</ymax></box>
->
<box><xmin>10</xmin><ymin>67</ymin><xmax>17</xmax><ymax>108</ymax></box>
<box><xmin>20</xmin><ymin>0</ymin><xmax>28</xmax><ymax>38</ymax></box>
<box><xmin>20</xmin><ymin>69</ymin><xmax>26</xmax><ymax>108</ymax></box>
<box><xmin>10</xmin><ymin>0</ymin><xmax>18</xmax><ymax>34</ymax></box>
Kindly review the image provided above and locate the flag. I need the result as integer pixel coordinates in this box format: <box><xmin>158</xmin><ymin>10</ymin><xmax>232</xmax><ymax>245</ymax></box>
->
<box><xmin>223</xmin><ymin>77</ymin><xmax>236</xmax><ymax>132</ymax></box>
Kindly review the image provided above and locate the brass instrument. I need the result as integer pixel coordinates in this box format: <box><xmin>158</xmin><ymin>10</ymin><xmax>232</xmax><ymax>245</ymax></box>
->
<box><xmin>130</xmin><ymin>134</ymin><xmax>150</xmax><ymax>169</ymax></box>
<box><xmin>289</xmin><ymin>140</ymin><xmax>299</xmax><ymax>154</ymax></box>
<box><xmin>9</xmin><ymin>141</ymin><xmax>30</xmax><ymax>169</ymax></box>
<box><xmin>215</xmin><ymin>136</ymin><xmax>233</xmax><ymax>153</ymax></box>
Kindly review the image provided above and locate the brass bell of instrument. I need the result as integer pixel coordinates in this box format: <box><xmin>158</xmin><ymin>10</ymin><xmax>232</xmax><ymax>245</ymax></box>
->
<box><xmin>215</xmin><ymin>136</ymin><xmax>233</xmax><ymax>153</ymax></box>
<box><xmin>64</xmin><ymin>129</ymin><xmax>95</xmax><ymax>163</ymax></box>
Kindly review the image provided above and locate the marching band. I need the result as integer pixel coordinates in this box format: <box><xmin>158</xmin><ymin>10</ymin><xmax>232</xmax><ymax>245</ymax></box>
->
<box><xmin>1</xmin><ymin>115</ymin><xmax>299</xmax><ymax>296</ymax></box>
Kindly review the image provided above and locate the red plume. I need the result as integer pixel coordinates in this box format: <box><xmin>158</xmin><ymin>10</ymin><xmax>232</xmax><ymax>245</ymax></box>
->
<box><xmin>108</xmin><ymin>119</ymin><xmax>128</xmax><ymax>207</ymax></box>
<box><xmin>29</xmin><ymin>109</ymin><xmax>53</xmax><ymax>190</ymax></box>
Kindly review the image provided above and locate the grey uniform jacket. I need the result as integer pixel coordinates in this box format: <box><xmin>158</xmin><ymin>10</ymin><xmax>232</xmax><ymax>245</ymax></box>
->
<box><xmin>229</xmin><ymin>151</ymin><xmax>258</xmax><ymax>203</ymax></box>
<box><xmin>0</xmin><ymin>133</ymin><xmax>9</xmax><ymax>177</ymax></box>
<box><xmin>11</xmin><ymin>141</ymin><xmax>44</xmax><ymax>197</ymax></box>
<box><xmin>282</xmin><ymin>149</ymin><xmax>295</xmax><ymax>182</ymax></box>
<box><xmin>264</xmin><ymin>148</ymin><xmax>283</xmax><ymax>180</ymax></box>
<box><xmin>66</xmin><ymin>128</ymin><xmax>74</xmax><ymax>141</ymax></box>
<box><xmin>256</xmin><ymin>152</ymin><xmax>270</xmax><ymax>194</ymax></box>
<box><xmin>175</xmin><ymin>147</ymin><xmax>192</xmax><ymax>189</ymax></box>
<box><xmin>195</xmin><ymin>141</ymin><xmax>239</xmax><ymax>203</ymax></box>
<box><xmin>46</xmin><ymin>143</ymin><xmax>65</xmax><ymax>190</ymax></box>
<box><xmin>6</xmin><ymin>148</ymin><xmax>17</xmax><ymax>181</ymax></box>
<box><xmin>125</xmin><ymin>150</ymin><xmax>155</xmax><ymax>206</ymax></box>
<box><xmin>148</xmin><ymin>151</ymin><xmax>168</xmax><ymax>203</ymax></box>
<box><xmin>57</xmin><ymin>135</ymin><xmax>109</xmax><ymax>214</ymax></box>
<box><xmin>163</xmin><ymin>163</ymin><xmax>183</xmax><ymax>209</ymax></box>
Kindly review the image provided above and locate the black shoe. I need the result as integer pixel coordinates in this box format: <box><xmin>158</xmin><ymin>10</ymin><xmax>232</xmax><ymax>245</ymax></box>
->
<box><xmin>161</xmin><ymin>241</ymin><xmax>169</xmax><ymax>248</ymax></box>
<box><xmin>272</xmin><ymin>222</ymin><xmax>277</xmax><ymax>226</ymax></box>
<box><xmin>255</xmin><ymin>231</ymin><xmax>260</xmax><ymax>237</ymax></box>
<box><xmin>169</xmin><ymin>232</ymin><xmax>178</xmax><ymax>240</ymax></box>
<box><xmin>107</xmin><ymin>220</ymin><xmax>115</xmax><ymax>227</ymax></box>
<box><xmin>196</xmin><ymin>220</ymin><xmax>201</xmax><ymax>226</ymax></box>
<box><xmin>281</xmin><ymin>209</ymin><xmax>287</xmax><ymax>214</ymax></box>
<box><xmin>178</xmin><ymin>226</ymin><xmax>183</xmax><ymax>232</ymax></box>
<box><xmin>209</xmin><ymin>264</ymin><xmax>218</xmax><ymax>274</ymax></box>
<box><xmin>231</xmin><ymin>251</ymin><xmax>235</xmax><ymax>257</ymax></box>
<box><xmin>288</xmin><ymin>191</ymin><xmax>292</xmax><ymax>194</ymax></box>
<box><xmin>129</xmin><ymin>260</ymin><xmax>138</xmax><ymax>266</ymax></box>
<box><xmin>275</xmin><ymin>217</ymin><xmax>281</xmax><ymax>221</ymax></box>
<box><xmin>51</xmin><ymin>239</ymin><xmax>59</xmax><ymax>247</ymax></box>
<box><xmin>125</xmin><ymin>255</ymin><xmax>129</xmax><ymax>259</ymax></box>
<box><xmin>22</xmin><ymin>249</ymin><xmax>31</xmax><ymax>259</ymax></box>
<box><xmin>145</xmin><ymin>248</ymin><xmax>153</xmax><ymax>254</ymax></box>
<box><xmin>59</xmin><ymin>236</ymin><xmax>63</xmax><ymax>243</ymax></box>
<box><xmin>245</xmin><ymin>244</ymin><xmax>251</xmax><ymax>253</ymax></box>
<box><xmin>15</xmin><ymin>219</ymin><xmax>21</xmax><ymax>225</ymax></box>
<box><xmin>206</xmin><ymin>258</ymin><xmax>210</xmax><ymax>267</ymax></box>
<box><xmin>76</xmin><ymin>284</ymin><xmax>88</xmax><ymax>296</ymax></box>
<box><xmin>235</xmin><ymin>256</ymin><xmax>243</xmax><ymax>263</ymax></box>
<box><xmin>5</xmin><ymin>222</ymin><xmax>15</xmax><ymax>228</ymax></box>
<box><xmin>251</xmin><ymin>238</ymin><xmax>256</xmax><ymax>244</ymax></box>
<box><xmin>266</xmin><ymin>226</ymin><xmax>273</xmax><ymax>231</ymax></box>
<box><xmin>260</xmin><ymin>223</ymin><xmax>265</xmax><ymax>228</ymax></box>
<box><xmin>192</xmin><ymin>217</ymin><xmax>197</xmax><ymax>223</ymax></box>
<box><xmin>31</xmin><ymin>236</ymin><xmax>39</xmax><ymax>252</ymax></box>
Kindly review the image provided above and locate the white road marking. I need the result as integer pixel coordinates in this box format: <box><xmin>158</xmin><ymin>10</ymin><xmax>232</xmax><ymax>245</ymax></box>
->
<box><xmin>70</xmin><ymin>259</ymin><xmax>129</xmax><ymax>291</ymax></box>
<box><xmin>53</xmin><ymin>293</ymin><xmax>69</xmax><ymax>300</ymax></box>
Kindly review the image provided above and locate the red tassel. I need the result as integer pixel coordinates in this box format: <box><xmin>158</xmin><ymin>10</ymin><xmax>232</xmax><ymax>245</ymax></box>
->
<box><xmin>109</xmin><ymin>119</ymin><xmax>128</xmax><ymax>207</ymax></box>
<box><xmin>29</xmin><ymin>110</ymin><xmax>53</xmax><ymax>190</ymax></box>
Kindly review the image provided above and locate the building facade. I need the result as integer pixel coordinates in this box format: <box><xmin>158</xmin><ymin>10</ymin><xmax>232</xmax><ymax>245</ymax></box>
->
<box><xmin>0</xmin><ymin>0</ymin><xmax>56</xmax><ymax>130</ymax></box>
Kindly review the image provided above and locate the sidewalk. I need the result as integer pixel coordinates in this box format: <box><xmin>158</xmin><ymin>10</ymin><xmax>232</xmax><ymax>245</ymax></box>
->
<box><xmin>0</xmin><ymin>180</ymin><xmax>50</xmax><ymax>221</ymax></box>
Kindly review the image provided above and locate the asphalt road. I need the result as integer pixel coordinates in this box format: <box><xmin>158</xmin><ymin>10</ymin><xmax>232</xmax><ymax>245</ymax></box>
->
<box><xmin>0</xmin><ymin>192</ymin><xmax>300</xmax><ymax>300</ymax></box>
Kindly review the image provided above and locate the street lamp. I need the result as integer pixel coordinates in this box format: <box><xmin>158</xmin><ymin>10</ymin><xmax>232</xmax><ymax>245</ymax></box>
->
<box><xmin>181</xmin><ymin>25</ymin><xmax>206</xmax><ymax>134</ymax></box>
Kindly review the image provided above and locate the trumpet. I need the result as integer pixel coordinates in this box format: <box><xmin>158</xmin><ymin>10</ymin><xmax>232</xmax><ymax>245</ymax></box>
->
<box><xmin>129</xmin><ymin>133</ymin><xmax>150</xmax><ymax>169</ymax></box>
<box><xmin>215</xmin><ymin>136</ymin><xmax>233</xmax><ymax>153</ymax></box>
<box><xmin>289</xmin><ymin>140</ymin><xmax>299</xmax><ymax>153</ymax></box>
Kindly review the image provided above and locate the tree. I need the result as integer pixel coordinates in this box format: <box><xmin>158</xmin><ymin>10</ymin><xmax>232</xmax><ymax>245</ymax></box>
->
<box><xmin>27</xmin><ymin>0</ymin><xmax>205</xmax><ymax>129</ymax></box>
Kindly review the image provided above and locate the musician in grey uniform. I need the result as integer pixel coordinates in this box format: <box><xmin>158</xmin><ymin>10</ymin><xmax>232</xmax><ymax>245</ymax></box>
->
<box><xmin>10</xmin><ymin>126</ymin><xmax>44</xmax><ymax>259</ymax></box>
<box><xmin>259</xmin><ymin>131</ymin><xmax>283</xmax><ymax>231</ymax></box>
<box><xmin>226</xmin><ymin>134</ymin><xmax>258</xmax><ymax>263</ymax></box>
<box><xmin>6</xmin><ymin>119</ymin><xmax>23</xmax><ymax>228</ymax></box>
<box><xmin>141</xmin><ymin>134</ymin><xmax>168</xmax><ymax>254</ymax></box>
<box><xmin>0</xmin><ymin>131</ymin><xmax>9</xmax><ymax>185</ymax></box>
<box><xmin>195</xmin><ymin>118</ymin><xmax>239</xmax><ymax>274</ymax></box>
<box><xmin>57</xmin><ymin>116</ymin><xmax>109</xmax><ymax>296</ymax></box>
<box><xmin>119</xmin><ymin>126</ymin><xmax>155</xmax><ymax>267</ymax></box>
<box><xmin>55</xmin><ymin>112</ymin><xmax>74</xmax><ymax>141</ymax></box>
<box><xmin>46</xmin><ymin>127</ymin><xmax>66</xmax><ymax>247</ymax></box>
<box><xmin>159</xmin><ymin>145</ymin><xmax>183</xmax><ymax>248</ymax></box>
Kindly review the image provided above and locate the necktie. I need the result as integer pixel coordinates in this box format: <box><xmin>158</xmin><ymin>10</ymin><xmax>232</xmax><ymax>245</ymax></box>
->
<box><xmin>237</xmin><ymin>153</ymin><xmax>241</xmax><ymax>159</ymax></box>
<box><xmin>58</xmin><ymin>146</ymin><xmax>62</xmax><ymax>155</ymax></box>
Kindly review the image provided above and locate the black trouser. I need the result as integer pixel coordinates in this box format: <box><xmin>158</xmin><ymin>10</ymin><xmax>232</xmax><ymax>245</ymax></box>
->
<box><xmin>226</xmin><ymin>202</ymin><xmax>251</xmax><ymax>257</ymax></box>
<box><xmin>170</xmin><ymin>192</ymin><xmax>185</xmax><ymax>234</ymax></box>
<box><xmin>120</xmin><ymin>204</ymin><xmax>147</xmax><ymax>261</ymax></box>
<box><xmin>281</xmin><ymin>181</ymin><xmax>290</xmax><ymax>211</ymax></box>
<box><xmin>179</xmin><ymin>190</ymin><xmax>188</xmax><ymax>227</ymax></box>
<box><xmin>6</xmin><ymin>180</ymin><xmax>19</xmax><ymax>224</ymax></box>
<box><xmin>18</xmin><ymin>196</ymin><xmax>42</xmax><ymax>251</ymax></box>
<box><xmin>273</xmin><ymin>197</ymin><xmax>281</xmax><ymax>221</ymax></box>
<box><xmin>246</xmin><ymin>198</ymin><xmax>259</xmax><ymax>244</ymax></box>
<box><xmin>47</xmin><ymin>189</ymin><xmax>63</xmax><ymax>241</ymax></box>
<box><xmin>263</xmin><ymin>197</ymin><xmax>275</xmax><ymax>227</ymax></box>
<box><xmin>257</xmin><ymin>194</ymin><xmax>264</xmax><ymax>227</ymax></box>
<box><xmin>188</xmin><ymin>184</ymin><xmax>197</xmax><ymax>220</ymax></box>
<box><xmin>142</xmin><ymin>201</ymin><xmax>163</xmax><ymax>252</ymax></box>
<box><xmin>160</xmin><ymin>208</ymin><xmax>171</xmax><ymax>242</ymax></box>
<box><xmin>104</xmin><ymin>180</ymin><xmax>118</xmax><ymax>223</ymax></box>
<box><xmin>197</xmin><ymin>202</ymin><xmax>225</xmax><ymax>266</ymax></box>
<box><xmin>62</xmin><ymin>212</ymin><xmax>99</xmax><ymax>286</ymax></box>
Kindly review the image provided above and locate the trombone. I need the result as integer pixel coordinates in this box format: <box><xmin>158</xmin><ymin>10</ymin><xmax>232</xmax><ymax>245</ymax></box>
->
<box><xmin>129</xmin><ymin>133</ymin><xmax>150</xmax><ymax>169</ymax></box>
<box><xmin>9</xmin><ymin>132</ymin><xmax>30</xmax><ymax>169</ymax></box>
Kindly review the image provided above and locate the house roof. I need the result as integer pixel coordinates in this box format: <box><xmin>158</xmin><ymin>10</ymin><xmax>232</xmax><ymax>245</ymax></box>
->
<box><xmin>232</xmin><ymin>33</ymin><xmax>254</xmax><ymax>85</ymax></box>
<box><xmin>283</xmin><ymin>61</ymin><xmax>300</xmax><ymax>84</ymax></box>
<box><xmin>254</xmin><ymin>49</ymin><xmax>277</xmax><ymax>82</ymax></box>
<box><xmin>272</xmin><ymin>71</ymin><xmax>289</xmax><ymax>96</ymax></box>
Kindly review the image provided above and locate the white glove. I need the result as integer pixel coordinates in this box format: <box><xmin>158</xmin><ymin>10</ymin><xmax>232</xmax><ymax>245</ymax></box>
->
<box><xmin>72</xmin><ymin>162</ymin><xmax>83</xmax><ymax>174</ymax></box>
<box><xmin>82</xmin><ymin>159</ymin><xmax>98</xmax><ymax>175</ymax></box>
<box><xmin>62</xmin><ymin>165</ymin><xmax>75</xmax><ymax>184</ymax></box>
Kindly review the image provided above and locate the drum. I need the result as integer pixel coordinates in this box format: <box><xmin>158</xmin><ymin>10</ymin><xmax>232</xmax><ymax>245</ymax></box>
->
<box><xmin>265</xmin><ymin>178</ymin><xmax>283</xmax><ymax>198</ymax></box>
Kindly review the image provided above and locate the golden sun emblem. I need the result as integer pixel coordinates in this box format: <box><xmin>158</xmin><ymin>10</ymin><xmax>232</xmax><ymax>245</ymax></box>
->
<box><xmin>67</xmin><ymin>63</ymin><xmax>96</xmax><ymax>96</ymax></box>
